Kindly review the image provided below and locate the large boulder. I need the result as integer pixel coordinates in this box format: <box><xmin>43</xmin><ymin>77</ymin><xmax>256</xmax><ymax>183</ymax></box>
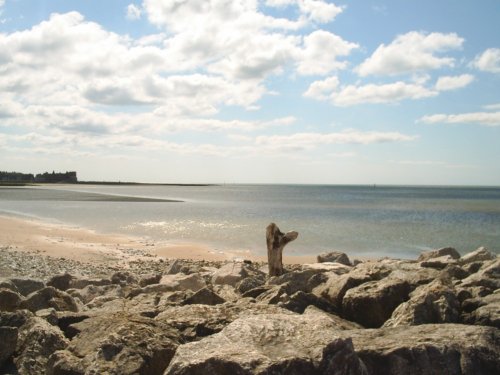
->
<box><xmin>48</xmin><ymin>312</ymin><xmax>180</xmax><ymax>375</ymax></box>
<box><xmin>313</xmin><ymin>273</ymin><xmax>371</xmax><ymax>312</ymax></box>
<box><xmin>278</xmin><ymin>291</ymin><xmax>336</xmax><ymax>314</ymax></box>
<box><xmin>14</xmin><ymin>317</ymin><xmax>68</xmax><ymax>375</ymax></box>
<box><xmin>317</xmin><ymin>251</ymin><xmax>352</xmax><ymax>266</ymax></box>
<box><xmin>459</xmin><ymin>258</ymin><xmax>500</xmax><ymax>291</ymax></box>
<box><xmin>158</xmin><ymin>273</ymin><xmax>206</xmax><ymax>292</ymax></box>
<box><xmin>342</xmin><ymin>278</ymin><xmax>411</xmax><ymax>328</ymax></box>
<box><xmin>20</xmin><ymin>287</ymin><xmax>79</xmax><ymax>313</ymax></box>
<box><xmin>164</xmin><ymin>313</ymin><xmax>368</xmax><ymax>375</ymax></box>
<box><xmin>417</xmin><ymin>247</ymin><xmax>461</xmax><ymax>262</ymax></box>
<box><xmin>182</xmin><ymin>287</ymin><xmax>225</xmax><ymax>306</ymax></box>
<box><xmin>420</xmin><ymin>255</ymin><xmax>458</xmax><ymax>270</ymax></box>
<box><xmin>68</xmin><ymin>284</ymin><xmax>124</xmax><ymax>305</ymax></box>
<box><xmin>156</xmin><ymin>301</ymin><xmax>295</xmax><ymax>342</ymax></box>
<box><xmin>459</xmin><ymin>247</ymin><xmax>497</xmax><ymax>265</ymax></box>
<box><xmin>0</xmin><ymin>288</ymin><xmax>24</xmax><ymax>312</ymax></box>
<box><xmin>383</xmin><ymin>279</ymin><xmax>460</xmax><ymax>327</ymax></box>
<box><xmin>267</xmin><ymin>269</ymin><xmax>323</xmax><ymax>295</ymax></box>
<box><xmin>302</xmin><ymin>262</ymin><xmax>352</xmax><ymax>274</ymax></box>
<box><xmin>211</xmin><ymin>262</ymin><xmax>264</xmax><ymax>287</ymax></box>
<box><xmin>339</xmin><ymin>324</ymin><xmax>500</xmax><ymax>375</ymax></box>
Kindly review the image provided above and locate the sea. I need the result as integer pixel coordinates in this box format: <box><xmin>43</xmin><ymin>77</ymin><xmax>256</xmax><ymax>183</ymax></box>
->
<box><xmin>1</xmin><ymin>184</ymin><xmax>499</xmax><ymax>259</ymax></box>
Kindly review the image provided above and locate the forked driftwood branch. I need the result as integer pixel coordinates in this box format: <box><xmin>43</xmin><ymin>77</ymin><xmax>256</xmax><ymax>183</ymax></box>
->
<box><xmin>266</xmin><ymin>223</ymin><xmax>298</xmax><ymax>277</ymax></box>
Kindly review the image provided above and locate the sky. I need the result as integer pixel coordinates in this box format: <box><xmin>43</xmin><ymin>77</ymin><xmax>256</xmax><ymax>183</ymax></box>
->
<box><xmin>0</xmin><ymin>0</ymin><xmax>499</xmax><ymax>185</ymax></box>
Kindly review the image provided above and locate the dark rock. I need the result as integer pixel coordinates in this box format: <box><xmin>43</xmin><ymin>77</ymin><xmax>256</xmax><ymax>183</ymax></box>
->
<box><xmin>235</xmin><ymin>277</ymin><xmax>264</xmax><ymax>294</ymax></box>
<box><xmin>440</xmin><ymin>264</ymin><xmax>469</xmax><ymax>280</ymax></box>
<box><xmin>47</xmin><ymin>273</ymin><xmax>74</xmax><ymax>291</ymax></box>
<box><xmin>20</xmin><ymin>286</ymin><xmax>79</xmax><ymax>313</ymax></box>
<box><xmin>182</xmin><ymin>287</ymin><xmax>225</xmax><ymax>306</ymax></box>
<box><xmin>255</xmin><ymin>285</ymin><xmax>288</xmax><ymax>305</ymax></box>
<box><xmin>14</xmin><ymin>317</ymin><xmax>68</xmax><ymax>375</ymax></box>
<box><xmin>164</xmin><ymin>313</ymin><xmax>368</xmax><ymax>375</ymax></box>
<box><xmin>339</xmin><ymin>324</ymin><xmax>500</xmax><ymax>375</ymax></box>
<box><xmin>111</xmin><ymin>271</ymin><xmax>138</xmax><ymax>286</ymax></box>
<box><xmin>241</xmin><ymin>285</ymin><xmax>273</xmax><ymax>299</ymax></box>
<box><xmin>460</xmin><ymin>258</ymin><xmax>500</xmax><ymax>290</ymax></box>
<box><xmin>460</xmin><ymin>247</ymin><xmax>497</xmax><ymax>265</ymax></box>
<box><xmin>279</xmin><ymin>291</ymin><xmax>336</xmax><ymax>314</ymax></box>
<box><xmin>0</xmin><ymin>310</ymin><xmax>33</xmax><ymax>328</ymax></box>
<box><xmin>383</xmin><ymin>279</ymin><xmax>460</xmax><ymax>327</ymax></box>
<box><xmin>0</xmin><ymin>326</ymin><xmax>17</xmax><ymax>368</ymax></box>
<box><xmin>56</xmin><ymin>311</ymin><xmax>92</xmax><ymax>339</ymax></box>
<box><xmin>462</xmin><ymin>290</ymin><xmax>500</xmax><ymax>328</ymax></box>
<box><xmin>317</xmin><ymin>251</ymin><xmax>352</xmax><ymax>265</ymax></box>
<box><xmin>342</xmin><ymin>278</ymin><xmax>411</xmax><ymax>328</ymax></box>
<box><xmin>0</xmin><ymin>288</ymin><xmax>23</xmax><ymax>312</ymax></box>
<box><xmin>463</xmin><ymin>261</ymin><xmax>484</xmax><ymax>274</ymax></box>
<box><xmin>417</xmin><ymin>247</ymin><xmax>461</xmax><ymax>262</ymax></box>
<box><xmin>0</xmin><ymin>279</ymin><xmax>19</xmax><ymax>293</ymax></box>
<box><xmin>50</xmin><ymin>312</ymin><xmax>180</xmax><ymax>375</ymax></box>
<box><xmin>36</xmin><ymin>308</ymin><xmax>59</xmax><ymax>325</ymax></box>
<box><xmin>139</xmin><ymin>273</ymin><xmax>162</xmax><ymax>287</ymax></box>
<box><xmin>9</xmin><ymin>278</ymin><xmax>45</xmax><ymax>296</ymax></box>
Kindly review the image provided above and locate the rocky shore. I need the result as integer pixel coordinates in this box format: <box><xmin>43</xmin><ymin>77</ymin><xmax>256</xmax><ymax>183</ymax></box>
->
<box><xmin>0</xmin><ymin>245</ymin><xmax>499</xmax><ymax>374</ymax></box>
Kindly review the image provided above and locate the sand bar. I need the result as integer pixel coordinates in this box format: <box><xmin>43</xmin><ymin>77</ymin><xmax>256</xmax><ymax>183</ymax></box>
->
<box><xmin>0</xmin><ymin>214</ymin><xmax>316</xmax><ymax>265</ymax></box>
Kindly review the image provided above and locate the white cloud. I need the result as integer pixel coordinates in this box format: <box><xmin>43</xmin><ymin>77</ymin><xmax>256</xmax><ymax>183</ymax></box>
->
<box><xmin>356</xmin><ymin>31</ymin><xmax>464</xmax><ymax>76</ymax></box>
<box><xmin>255</xmin><ymin>130</ymin><xmax>417</xmax><ymax>151</ymax></box>
<box><xmin>305</xmin><ymin>78</ymin><xmax>438</xmax><ymax>106</ymax></box>
<box><xmin>126</xmin><ymin>4</ymin><xmax>142</xmax><ymax>20</ymax></box>
<box><xmin>298</xmin><ymin>0</ymin><xmax>344</xmax><ymax>23</ymax></box>
<box><xmin>419</xmin><ymin>111</ymin><xmax>500</xmax><ymax>127</ymax></box>
<box><xmin>303</xmin><ymin>76</ymin><xmax>339</xmax><ymax>100</ymax></box>
<box><xmin>483</xmin><ymin>103</ymin><xmax>500</xmax><ymax>110</ymax></box>
<box><xmin>296</xmin><ymin>30</ymin><xmax>358</xmax><ymax>75</ymax></box>
<box><xmin>435</xmin><ymin>74</ymin><xmax>474</xmax><ymax>91</ymax></box>
<box><xmin>473</xmin><ymin>48</ymin><xmax>500</xmax><ymax>73</ymax></box>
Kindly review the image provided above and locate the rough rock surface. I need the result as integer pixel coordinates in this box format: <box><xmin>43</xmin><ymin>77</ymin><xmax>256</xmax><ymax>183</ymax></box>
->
<box><xmin>49</xmin><ymin>312</ymin><xmax>180</xmax><ymax>375</ymax></box>
<box><xmin>20</xmin><ymin>286</ymin><xmax>79</xmax><ymax>313</ymax></box>
<box><xmin>417</xmin><ymin>247</ymin><xmax>461</xmax><ymax>262</ymax></box>
<box><xmin>164</xmin><ymin>312</ymin><xmax>368</xmax><ymax>375</ymax></box>
<box><xmin>0</xmin><ymin>326</ymin><xmax>18</xmax><ymax>367</ymax></box>
<box><xmin>462</xmin><ymin>290</ymin><xmax>500</xmax><ymax>328</ymax></box>
<box><xmin>383</xmin><ymin>279</ymin><xmax>460</xmax><ymax>327</ymax></box>
<box><xmin>317</xmin><ymin>251</ymin><xmax>352</xmax><ymax>266</ymax></box>
<box><xmin>0</xmin><ymin>288</ymin><xmax>24</xmax><ymax>312</ymax></box>
<box><xmin>340</xmin><ymin>324</ymin><xmax>500</xmax><ymax>375</ymax></box>
<box><xmin>460</xmin><ymin>247</ymin><xmax>497</xmax><ymax>264</ymax></box>
<box><xmin>342</xmin><ymin>278</ymin><xmax>411</xmax><ymax>328</ymax></box>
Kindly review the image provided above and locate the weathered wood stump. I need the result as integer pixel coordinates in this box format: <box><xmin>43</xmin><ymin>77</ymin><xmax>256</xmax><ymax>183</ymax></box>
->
<box><xmin>266</xmin><ymin>223</ymin><xmax>298</xmax><ymax>277</ymax></box>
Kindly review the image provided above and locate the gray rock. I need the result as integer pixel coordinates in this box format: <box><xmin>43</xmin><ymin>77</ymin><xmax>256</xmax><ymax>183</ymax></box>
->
<box><xmin>139</xmin><ymin>273</ymin><xmax>162</xmax><ymax>287</ymax></box>
<box><xmin>14</xmin><ymin>317</ymin><xmax>68</xmax><ymax>375</ymax></box>
<box><xmin>68</xmin><ymin>283</ymin><xmax>124</xmax><ymax>305</ymax></box>
<box><xmin>460</xmin><ymin>247</ymin><xmax>497</xmax><ymax>265</ymax></box>
<box><xmin>69</xmin><ymin>277</ymin><xmax>111</xmax><ymax>290</ymax></box>
<box><xmin>278</xmin><ymin>290</ymin><xmax>336</xmax><ymax>314</ymax></box>
<box><xmin>302</xmin><ymin>305</ymin><xmax>363</xmax><ymax>330</ymax></box>
<box><xmin>49</xmin><ymin>312</ymin><xmax>180</xmax><ymax>375</ymax></box>
<box><xmin>0</xmin><ymin>326</ymin><xmax>18</xmax><ymax>368</ymax></box>
<box><xmin>342</xmin><ymin>278</ymin><xmax>411</xmax><ymax>328</ymax></box>
<box><xmin>158</xmin><ymin>273</ymin><xmax>206</xmax><ymax>292</ymax></box>
<box><xmin>156</xmin><ymin>301</ymin><xmax>296</xmax><ymax>342</ymax></box>
<box><xmin>417</xmin><ymin>247</ymin><xmax>461</xmax><ymax>262</ymax></box>
<box><xmin>47</xmin><ymin>273</ymin><xmax>74</xmax><ymax>291</ymax></box>
<box><xmin>211</xmin><ymin>262</ymin><xmax>259</xmax><ymax>287</ymax></box>
<box><xmin>9</xmin><ymin>278</ymin><xmax>45</xmax><ymax>296</ymax></box>
<box><xmin>317</xmin><ymin>251</ymin><xmax>352</xmax><ymax>265</ymax></box>
<box><xmin>440</xmin><ymin>264</ymin><xmax>470</xmax><ymax>280</ymax></box>
<box><xmin>164</xmin><ymin>313</ymin><xmax>368</xmax><ymax>375</ymax></box>
<box><xmin>0</xmin><ymin>310</ymin><xmax>33</xmax><ymax>328</ymax></box>
<box><xmin>255</xmin><ymin>285</ymin><xmax>288</xmax><ymax>305</ymax></box>
<box><xmin>462</xmin><ymin>290</ymin><xmax>500</xmax><ymax>328</ymax></box>
<box><xmin>339</xmin><ymin>324</ymin><xmax>500</xmax><ymax>375</ymax></box>
<box><xmin>20</xmin><ymin>286</ymin><xmax>79</xmax><ymax>313</ymax></box>
<box><xmin>383</xmin><ymin>279</ymin><xmax>460</xmax><ymax>327</ymax></box>
<box><xmin>0</xmin><ymin>279</ymin><xmax>19</xmax><ymax>293</ymax></box>
<box><xmin>182</xmin><ymin>287</ymin><xmax>225</xmax><ymax>306</ymax></box>
<box><xmin>0</xmin><ymin>288</ymin><xmax>24</xmax><ymax>312</ymax></box>
<box><xmin>267</xmin><ymin>269</ymin><xmax>322</xmax><ymax>294</ymax></box>
<box><xmin>235</xmin><ymin>277</ymin><xmax>264</xmax><ymax>294</ymax></box>
<box><xmin>420</xmin><ymin>255</ymin><xmax>458</xmax><ymax>269</ymax></box>
<box><xmin>460</xmin><ymin>258</ymin><xmax>500</xmax><ymax>291</ymax></box>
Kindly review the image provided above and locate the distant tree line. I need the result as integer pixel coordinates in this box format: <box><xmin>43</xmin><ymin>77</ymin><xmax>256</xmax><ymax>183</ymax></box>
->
<box><xmin>0</xmin><ymin>171</ymin><xmax>77</xmax><ymax>183</ymax></box>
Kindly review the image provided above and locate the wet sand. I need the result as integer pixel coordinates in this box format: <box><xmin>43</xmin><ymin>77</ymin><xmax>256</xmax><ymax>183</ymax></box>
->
<box><xmin>0</xmin><ymin>215</ymin><xmax>316</xmax><ymax>265</ymax></box>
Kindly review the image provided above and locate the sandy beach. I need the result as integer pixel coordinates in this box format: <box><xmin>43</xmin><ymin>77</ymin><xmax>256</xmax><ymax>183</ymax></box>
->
<box><xmin>0</xmin><ymin>214</ymin><xmax>316</xmax><ymax>265</ymax></box>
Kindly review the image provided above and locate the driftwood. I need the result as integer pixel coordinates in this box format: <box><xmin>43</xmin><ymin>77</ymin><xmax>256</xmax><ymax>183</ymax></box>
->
<box><xmin>266</xmin><ymin>223</ymin><xmax>298</xmax><ymax>277</ymax></box>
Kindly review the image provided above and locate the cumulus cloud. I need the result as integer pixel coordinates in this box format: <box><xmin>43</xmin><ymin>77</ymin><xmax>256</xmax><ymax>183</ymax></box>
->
<box><xmin>126</xmin><ymin>4</ymin><xmax>142</xmax><ymax>20</ymax></box>
<box><xmin>473</xmin><ymin>48</ymin><xmax>500</xmax><ymax>73</ymax></box>
<box><xmin>305</xmin><ymin>79</ymin><xmax>437</xmax><ymax>106</ymax></box>
<box><xmin>435</xmin><ymin>74</ymin><xmax>474</xmax><ymax>91</ymax></box>
<box><xmin>296</xmin><ymin>30</ymin><xmax>358</xmax><ymax>75</ymax></box>
<box><xmin>419</xmin><ymin>111</ymin><xmax>500</xmax><ymax>127</ymax></box>
<box><xmin>356</xmin><ymin>31</ymin><xmax>464</xmax><ymax>76</ymax></box>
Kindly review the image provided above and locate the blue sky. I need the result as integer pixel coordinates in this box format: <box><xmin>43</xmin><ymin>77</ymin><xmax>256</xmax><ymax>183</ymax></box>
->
<box><xmin>1</xmin><ymin>0</ymin><xmax>499</xmax><ymax>184</ymax></box>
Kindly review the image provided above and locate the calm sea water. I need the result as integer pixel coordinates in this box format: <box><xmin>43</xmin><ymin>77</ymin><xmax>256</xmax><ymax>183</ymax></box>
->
<box><xmin>1</xmin><ymin>184</ymin><xmax>499</xmax><ymax>259</ymax></box>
